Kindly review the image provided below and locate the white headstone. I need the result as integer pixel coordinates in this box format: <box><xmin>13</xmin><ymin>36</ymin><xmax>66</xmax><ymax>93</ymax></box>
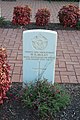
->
<box><xmin>23</xmin><ymin>29</ymin><xmax>57</xmax><ymax>85</ymax></box>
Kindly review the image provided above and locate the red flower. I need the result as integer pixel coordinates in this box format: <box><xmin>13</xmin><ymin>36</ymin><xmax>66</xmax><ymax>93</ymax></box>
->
<box><xmin>12</xmin><ymin>5</ymin><xmax>31</xmax><ymax>26</ymax></box>
<box><xmin>0</xmin><ymin>47</ymin><xmax>11</xmax><ymax>104</ymax></box>
<box><xmin>58</xmin><ymin>4</ymin><xmax>80</xmax><ymax>28</ymax></box>
<box><xmin>35</xmin><ymin>8</ymin><xmax>50</xmax><ymax>26</ymax></box>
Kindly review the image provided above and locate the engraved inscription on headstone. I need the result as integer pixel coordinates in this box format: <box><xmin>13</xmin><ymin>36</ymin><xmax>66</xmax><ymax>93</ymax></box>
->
<box><xmin>23</xmin><ymin>29</ymin><xmax>57</xmax><ymax>85</ymax></box>
<box><xmin>32</xmin><ymin>34</ymin><xmax>48</xmax><ymax>50</ymax></box>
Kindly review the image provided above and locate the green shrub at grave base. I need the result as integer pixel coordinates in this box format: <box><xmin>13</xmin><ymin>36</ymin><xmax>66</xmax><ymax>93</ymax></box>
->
<box><xmin>35</xmin><ymin>8</ymin><xmax>50</xmax><ymax>26</ymax></box>
<box><xmin>22</xmin><ymin>80</ymin><xmax>70</xmax><ymax>120</ymax></box>
<box><xmin>58</xmin><ymin>4</ymin><xmax>80</xmax><ymax>28</ymax></box>
<box><xmin>12</xmin><ymin>5</ymin><xmax>31</xmax><ymax>26</ymax></box>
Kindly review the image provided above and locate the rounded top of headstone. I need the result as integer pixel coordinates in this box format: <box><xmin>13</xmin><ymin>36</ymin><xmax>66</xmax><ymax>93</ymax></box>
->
<box><xmin>23</xmin><ymin>29</ymin><xmax>57</xmax><ymax>35</ymax></box>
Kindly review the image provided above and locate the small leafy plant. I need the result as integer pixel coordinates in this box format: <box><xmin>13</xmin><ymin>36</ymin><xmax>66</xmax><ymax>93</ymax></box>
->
<box><xmin>0</xmin><ymin>48</ymin><xmax>11</xmax><ymax>104</ymax></box>
<box><xmin>22</xmin><ymin>80</ymin><xmax>70</xmax><ymax>120</ymax></box>
<box><xmin>35</xmin><ymin>8</ymin><xmax>50</xmax><ymax>26</ymax></box>
<box><xmin>12</xmin><ymin>5</ymin><xmax>31</xmax><ymax>26</ymax></box>
<box><xmin>58</xmin><ymin>4</ymin><xmax>80</xmax><ymax>28</ymax></box>
<box><xmin>0</xmin><ymin>17</ymin><xmax>13</xmax><ymax>27</ymax></box>
<box><xmin>76</xmin><ymin>20</ymin><xmax>80</xmax><ymax>29</ymax></box>
<box><xmin>0</xmin><ymin>17</ymin><xmax>5</xmax><ymax>26</ymax></box>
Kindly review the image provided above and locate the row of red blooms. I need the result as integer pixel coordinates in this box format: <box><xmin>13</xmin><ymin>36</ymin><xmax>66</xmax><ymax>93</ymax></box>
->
<box><xmin>12</xmin><ymin>5</ymin><xmax>80</xmax><ymax>27</ymax></box>
<box><xmin>0</xmin><ymin>48</ymin><xmax>11</xmax><ymax>104</ymax></box>
<box><xmin>12</xmin><ymin>6</ymin><xmax>50</xmax><ymax>26</ymax></box>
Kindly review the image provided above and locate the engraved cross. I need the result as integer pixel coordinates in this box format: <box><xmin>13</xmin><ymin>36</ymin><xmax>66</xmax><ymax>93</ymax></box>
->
<box><xmin>33</xmin><ymin>61</ymin><xmax>46</xmax><ymax>80</ymax></box>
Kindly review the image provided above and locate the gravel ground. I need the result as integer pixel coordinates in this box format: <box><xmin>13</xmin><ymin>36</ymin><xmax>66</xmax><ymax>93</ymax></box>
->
<box><xmin>0</xmin><ymin>83</ymin><xmax>80</xmax><ymax>120</ymax></box>
<box><xmin>54</xmin><ymin>84</ymin><xmax>80</xmax><ymax>120</ymax></box>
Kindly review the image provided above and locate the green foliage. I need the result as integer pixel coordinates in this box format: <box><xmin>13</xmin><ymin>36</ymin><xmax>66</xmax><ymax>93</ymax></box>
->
<box><xmin>4</xmin><ymin>20</ymin><xmax>11</xmax><ymax>25</ymax></box>
<box><xmin>76</xmin><ymin>20</ymin><xmax>80</xmax><ymax>29</ymax></box>
<box><xmin>22</xmin><ymin>80</ymin><xmax>70</xmax><ymax>120</ymax></box>
<box><xmin>0</xmin><ymin>17</ymin><xmax>11</xmax><ymax>27</ymax></box>
<box><xmin>0</xmin><ymin>17</ymin><xmax>5</xmax><ymax>26</ymax></box>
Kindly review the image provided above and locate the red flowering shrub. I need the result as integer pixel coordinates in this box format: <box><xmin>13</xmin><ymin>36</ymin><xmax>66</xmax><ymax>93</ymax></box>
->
<box><xmin>0</xmin><ymin>48</ymin><xmax>11</xmax><ymax>104</ymax></box>
<box><xmin>12</xmin><ymin>5</ymin><xmax>31</xmax><ymax>25</ymax></box>
<box><xmin>35</xmin><ymin>8</ymin><xmax>50</xmax><ymax>26</ymax></box>
<box><xmin>58</xmin><ymin>4</ymin><xmax>80</xmax><ymax>28</ymax></box>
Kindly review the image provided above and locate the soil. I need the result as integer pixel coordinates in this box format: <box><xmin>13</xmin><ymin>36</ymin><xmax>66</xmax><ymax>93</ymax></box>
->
<box><xmin>0</xmin><ymin>83</ymin><xmax>80</xmax><ymax>120</ymax></box>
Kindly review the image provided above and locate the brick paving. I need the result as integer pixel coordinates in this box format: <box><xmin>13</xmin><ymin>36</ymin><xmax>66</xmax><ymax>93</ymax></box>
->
<box><xmin>0</xmin><ymin>0</ymin><xmax>80</xmax><ymax>83</ymax></box>
<box><xmin>0</xmin><ymin>29</ymin><xmax>80</xmax><ymax>83</ymax></box>
<box><xmin>0</xmin><ymin>0</ymin><xmax>79</xmax><ymax>22</ymax></box>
